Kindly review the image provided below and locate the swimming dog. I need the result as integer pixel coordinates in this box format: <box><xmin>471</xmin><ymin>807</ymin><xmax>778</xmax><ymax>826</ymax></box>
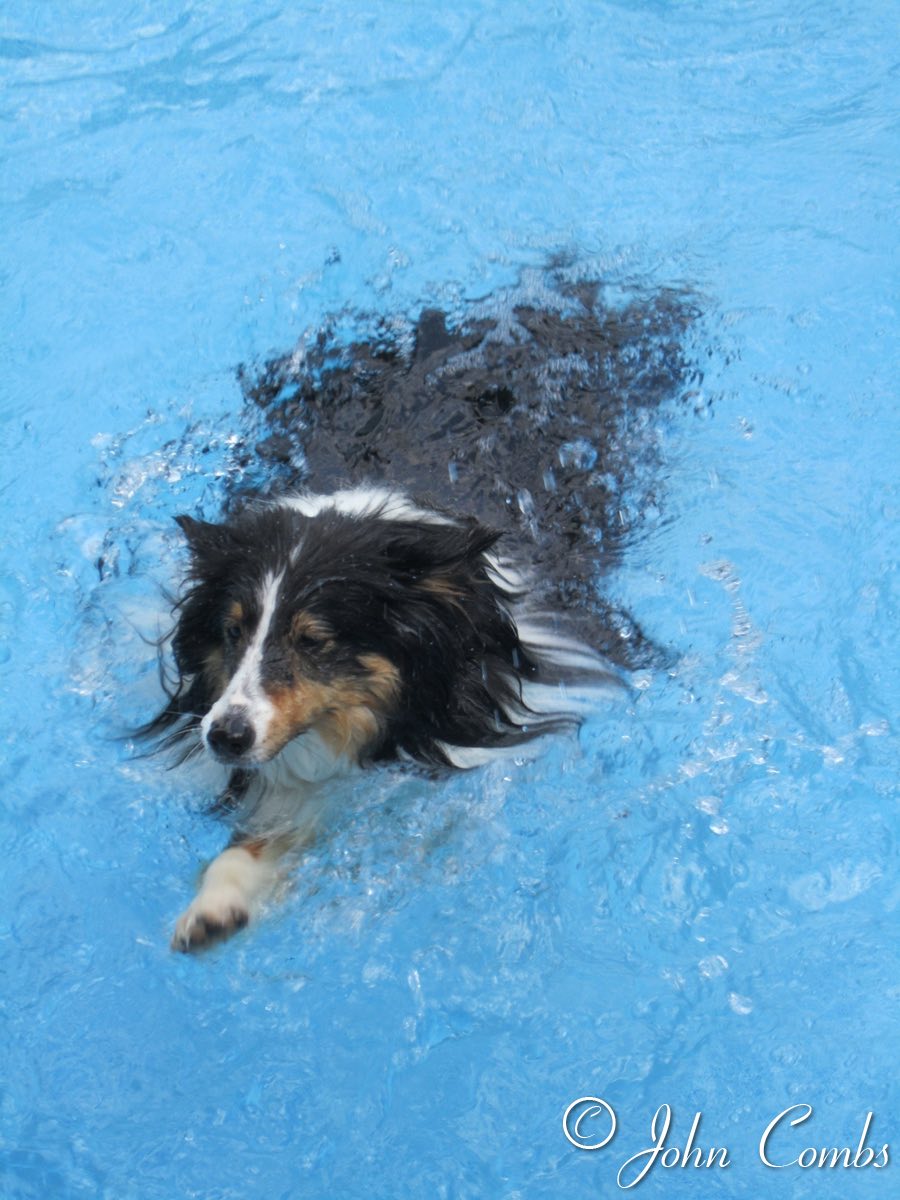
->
<box><xmin>146</xmin><ymin>486</ymin><xmax>612</xmax><ymax>951</ymax></box>
<box><xmin>143</xmin><ymin>279</ymin><xmax>697</xmax><ymax>950</ymax></box>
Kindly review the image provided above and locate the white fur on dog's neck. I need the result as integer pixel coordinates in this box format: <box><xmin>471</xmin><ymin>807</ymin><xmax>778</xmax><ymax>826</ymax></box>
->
<box><xmin>260</xmin><ymin>727</ymin><xmax>351</xmax><ymax>786</ymax></box>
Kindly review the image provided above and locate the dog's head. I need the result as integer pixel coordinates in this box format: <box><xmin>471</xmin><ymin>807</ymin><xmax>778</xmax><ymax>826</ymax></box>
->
<box><xmin>159</xmin><ymin>496</ymin><xmax>513</xmax><ymax>769</ymax></box>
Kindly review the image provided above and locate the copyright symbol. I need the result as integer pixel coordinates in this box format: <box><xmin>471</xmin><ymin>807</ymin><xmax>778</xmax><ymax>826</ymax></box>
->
<box><xmin>562</xmin><ymin>1097</ymin><xmax>617</xmax><ymax>1151</ymax></box>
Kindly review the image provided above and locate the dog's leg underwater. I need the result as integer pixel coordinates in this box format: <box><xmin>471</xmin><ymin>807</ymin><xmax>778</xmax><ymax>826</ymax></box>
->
<box><xmin>172</xmin><ymin>832</ymin><xmax>297</xmax><ymax>952</ymax></box>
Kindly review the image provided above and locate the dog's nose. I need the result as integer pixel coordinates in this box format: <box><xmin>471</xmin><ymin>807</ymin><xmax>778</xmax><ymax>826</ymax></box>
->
<box><xmin>207</xmin><ymin>709</ymin><xmax>255</xmax><ymax>759</ymax></box>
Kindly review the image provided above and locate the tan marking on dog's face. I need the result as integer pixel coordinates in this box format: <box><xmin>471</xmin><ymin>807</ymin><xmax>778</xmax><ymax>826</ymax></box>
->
<box><xmin>356</xmin><ymin>653</ymin><xmax>402</xmax><ymax>704</ymax></box>
<box><xmin>260</xmin><ymin>653</ymin><xmax>400</xmax><ymax>761</ymax></box>
<box><xmin>290</xmin><ymin>610</ymin><xmax>334</xmax><ymax>647</ymax></box>
<box><xmin>316</xmin><ymin>704</ymin><xmax>383</xmax><ymax>760</ymax></box>
<box><xmin>226</xmin><ymin>600</ymin><xmax>245</xmax><ymax>626</ymax></box>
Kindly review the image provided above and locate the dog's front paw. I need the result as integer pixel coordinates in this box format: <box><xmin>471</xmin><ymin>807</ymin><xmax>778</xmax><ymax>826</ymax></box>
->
<box><xmin>172</xmin><ymin>885</ymin><xmax>250</xmax><ymax>953</ymax></box>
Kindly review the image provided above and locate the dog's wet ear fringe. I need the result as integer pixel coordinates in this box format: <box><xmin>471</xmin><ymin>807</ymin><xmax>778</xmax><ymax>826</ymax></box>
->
<box><xmin>132</xmin><ymin>666</ymin><xmax>204</xmax><ymax>764</ymax></box>
<box><xmin>132</xmin><ymin>584</ymin><xmax>216</xmax><ymax>759</ymax></box>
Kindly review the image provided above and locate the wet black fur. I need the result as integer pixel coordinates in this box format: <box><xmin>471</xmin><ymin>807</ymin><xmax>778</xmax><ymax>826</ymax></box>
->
<box><xmin>143</xmin><ymin>500</ymin><xmax>585</xmax><ymax>769</ymax></box>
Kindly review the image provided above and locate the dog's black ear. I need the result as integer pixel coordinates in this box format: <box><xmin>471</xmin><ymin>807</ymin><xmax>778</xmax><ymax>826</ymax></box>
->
<box><xmin>176</xmin><ymin>513</ymin><xmax>216</xmax><ymax>547</ymax></box>
<box><xmin>175</xmin><ymin>514</ymin><xmax>236</xmax><ymax>564</ymax></box>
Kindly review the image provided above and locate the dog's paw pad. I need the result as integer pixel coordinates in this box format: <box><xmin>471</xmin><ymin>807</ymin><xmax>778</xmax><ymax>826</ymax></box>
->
<box><xmin>172</xmin><ymin>892</ymin><xmax>250</xmax><ymax>953</ymax></box>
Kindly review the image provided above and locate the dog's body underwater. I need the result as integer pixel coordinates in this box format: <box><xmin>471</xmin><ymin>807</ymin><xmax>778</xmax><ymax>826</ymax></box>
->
<box><xmin>146</xmin><ymin>485</ymin><xmax>614</xmax><ymax>950</ymax></box>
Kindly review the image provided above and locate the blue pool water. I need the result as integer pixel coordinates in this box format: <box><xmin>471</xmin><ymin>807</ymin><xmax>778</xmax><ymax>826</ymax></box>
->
<box><xmin>2</xmin><ymin>3</ymin><xmax>898</xmax><ymax>1198</ymax></box>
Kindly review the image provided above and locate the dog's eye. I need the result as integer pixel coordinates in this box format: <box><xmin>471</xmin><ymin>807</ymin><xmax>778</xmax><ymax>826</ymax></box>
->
<box><xmin>224</xmin><ymin>621</ymin><xmax>243</xmax><ymax>645</ymax></box>
<box><xmin>290</xmin><ymin>612</ymin><xmax>332</xmax><ymax>652</ymax></box>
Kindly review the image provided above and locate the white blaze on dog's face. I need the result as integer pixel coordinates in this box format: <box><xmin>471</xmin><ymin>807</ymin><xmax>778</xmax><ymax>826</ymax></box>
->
<box><xmin>200</xmin><ymin>569</ymin><xmax>283</xmax><ymax>764</ymax></box>
<box><xmin>199</xmin><ymin>564</ymin><xmax>400</xmax><ymax>769</ymax></box>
